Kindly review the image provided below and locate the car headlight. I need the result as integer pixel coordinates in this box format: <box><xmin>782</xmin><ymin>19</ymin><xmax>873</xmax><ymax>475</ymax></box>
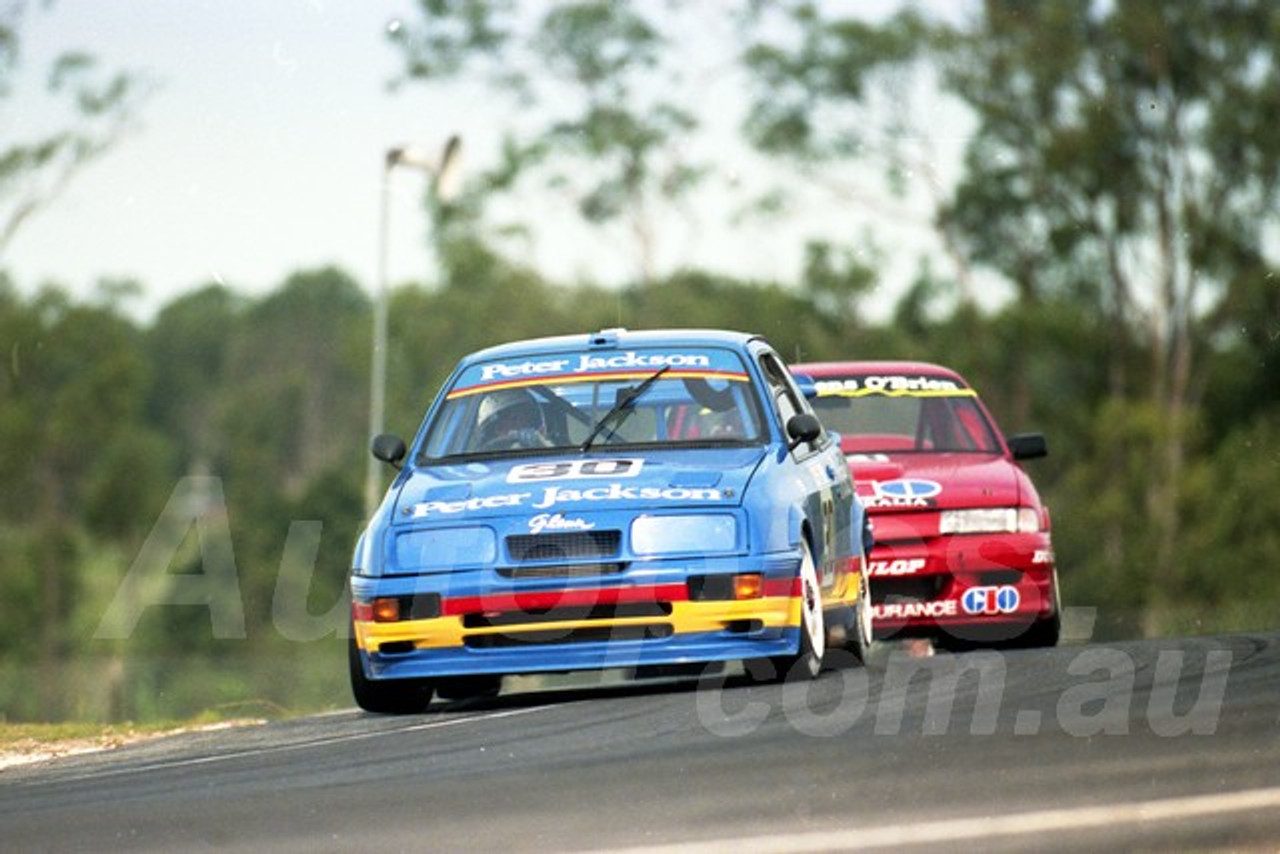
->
<box><xmin>631</xmin><ymin>514</ymin><xmax>737</xmax><ymax>556</ymax></box>
<box><xmin>939</xmin><ymin>507</ymin><xmax>1040</xmax><ymax>535</ymax></box>
<box><xmin>394</xmin><ymin>526</ymin><xmax>497</xmax><ymax>571</ymax></box>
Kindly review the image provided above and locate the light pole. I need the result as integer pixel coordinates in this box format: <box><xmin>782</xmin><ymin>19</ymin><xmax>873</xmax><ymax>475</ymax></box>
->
<box><xmin>365</xmin><ymin>136</ymin><xmax>463</xmax><ymax>518</ymax></box>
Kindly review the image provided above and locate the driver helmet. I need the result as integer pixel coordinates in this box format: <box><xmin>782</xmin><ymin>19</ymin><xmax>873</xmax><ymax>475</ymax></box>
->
<box><xmin>477</xmin><ymin>388</ymin><xmax>544</xmax><ymax>441</ymax></box>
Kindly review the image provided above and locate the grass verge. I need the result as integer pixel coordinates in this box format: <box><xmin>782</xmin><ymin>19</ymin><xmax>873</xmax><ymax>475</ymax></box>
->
<box><xmin>0</xmin><ymin>712</ymin><xmax>269</xmax><ymax>770</ymax></box>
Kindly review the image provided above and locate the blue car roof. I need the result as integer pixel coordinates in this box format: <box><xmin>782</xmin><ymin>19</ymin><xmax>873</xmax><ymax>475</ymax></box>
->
<box><xmin>459</xmin><ymin>328</ymin><xmax>764</xmax><ymax>364</ymax></box>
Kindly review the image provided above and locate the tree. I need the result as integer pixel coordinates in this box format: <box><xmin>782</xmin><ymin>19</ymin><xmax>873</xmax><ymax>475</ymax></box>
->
<box><xmin>0</xmin><ymin>279</ymin><xmax>172</xmax><ymax>718</ymax></box>
<box><xmin>935</xmin><ymin>2</ymin><xmax>1280</xmax><ymax>629</ymax></box>
<box><xmin>218</xmin><ymin>267</ymin><xmax>369</xmax><ymax>501</ymax></box>
<box><xmin>1178</xmin><ymin>408</ymin><xmax>1280</xmax><ymax>632</ymax></box>
<box><xmin>738</xmin><ymin>2</ymin><xmax>962</xmax><ymax>314</ymax></box>
<box><xmin>145</xmin><ymin>284</ymin><xmax>242</xmax><ymax>471</ymax></box>
<box><xmin>390</xmin><ymin>0</ymin><xmax>711</xmax><ymax>284</ymax></box>
<box><xmin>0</xmin><ymin>1</ymin><xmax>150</xmax><ymax>255</ymax></box>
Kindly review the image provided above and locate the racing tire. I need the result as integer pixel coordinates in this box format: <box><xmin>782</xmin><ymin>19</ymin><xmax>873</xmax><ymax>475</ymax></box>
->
<box><xmin>746</xmin><ymin>539</ymin><xmax>826</xmax><ymax>682</ymax></box>
<box><xmin>348</xmin><ymin>634</ymin><xmax>434</xmax><ymax>714</ymax></box>
<box><xmin>435</xmin><ymin>674</ymin><xmax>503</xmax><ymax>702</ymax></box>
<box><xmin>1012</xmin><ymin>570</ymin><xmax>1063</xmax><ymax>649</ymax></box>
<box><xmin>1020</xmin><ymin>611</ymin><xmax>1062</xmax><ymax>648</ymax></box>
<box><xmin>845</xmin><ymin>562</ymin><xmax>874</xmax><ymax>664</ymax></box>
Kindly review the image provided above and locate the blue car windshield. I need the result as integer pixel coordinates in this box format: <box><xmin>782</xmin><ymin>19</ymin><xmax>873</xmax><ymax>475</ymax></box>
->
<box><xmin>419</xmin><ymin>347</ymin><xmax>768</xmax><ymax>459</ymax></box>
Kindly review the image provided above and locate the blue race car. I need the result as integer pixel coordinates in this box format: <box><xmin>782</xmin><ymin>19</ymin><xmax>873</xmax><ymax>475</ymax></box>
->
<box><xmin>349</xmin><ymin>328</ymin><xmax>872</xmax><ymax>713</ymax></box>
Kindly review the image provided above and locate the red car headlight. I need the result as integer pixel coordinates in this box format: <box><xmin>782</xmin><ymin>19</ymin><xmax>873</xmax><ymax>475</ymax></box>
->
<box><xmin>939</xmin><ymin>507</ymin><xmax>1041</xmax><ymax>535</ymax></box>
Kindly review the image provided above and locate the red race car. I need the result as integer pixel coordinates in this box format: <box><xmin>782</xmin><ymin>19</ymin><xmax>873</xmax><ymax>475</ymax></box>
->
<box><xmin>791</xmin><ymin>361</ymin><xmax>1061</xmax><ymax>649</ymax></box>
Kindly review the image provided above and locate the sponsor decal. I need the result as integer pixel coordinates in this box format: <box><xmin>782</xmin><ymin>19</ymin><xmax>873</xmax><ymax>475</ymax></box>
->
<box><xmin>961</xmin><ymin>585</ymin><xmax>1021</xmax><ymax>615</ymax></box>
<box><xmin>407</xmin><ymin>482</ymin><xmax>724</xmax><ymax>518</ymax></box>
<box><xmin>575</xmin><ymin>352</ymin><xmax>711</xmax><ymax>372</ymax></box>
<box><xmin>1032</xmin><ymin>549</ymin><xmax>1054</xmax><ymax>565</ymax></box>
<box><xmin>814</xmin><ymin>376</ymin><xmax>975</xmax><ymax>397</ymax></box>
<box><xmin>863</xmin><ymin>478</ymin><xmax>941</xmax><ymax>508</ymax></box>
<box><xmin>868</xmin><ymin>558</ymin><xmax>927</xmax><ymax>577</ymax></box>
<box><xmin>408</xmin><ymin>493</ymin><xmax>530</xmax><ymax>516</ymax></box>
<box><xmin>448</xmin><ymin>347</ymin><xmax>751</xmax><ymax>398</ymax></box>
<box><xmin>530</xmin><ymin>484</ymin><xmax>721</xmax><ymax>509</ymax></box>
<box><xmin>479</xmin><ymin>358</ymin><xmax>572</xmax><ymax>383</ymax></box>
<box><xmin>509</xmin><ymin>459</ymin><xmax>642</xmax><ymax>483</ymax></box>
<box><xmin>528</xmin><ymin>513</ymin><xmax>595</xmax><ymax>534</ymax></box>
<box><xmin>479</xmin><ymin>351</ymin><xmax>712</xmax><ymax>383</ymax></box>
<box><xmin>872</xmin><ymin>600</ymin><xmax>957</xmax><ymax>619</ymax></box>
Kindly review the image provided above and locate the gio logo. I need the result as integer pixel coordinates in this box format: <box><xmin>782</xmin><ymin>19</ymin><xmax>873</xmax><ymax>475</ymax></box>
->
<box><xmin>961</xmin><ymin>585</ymin><xmax>1020</xmax><ymax>615</ymax></box>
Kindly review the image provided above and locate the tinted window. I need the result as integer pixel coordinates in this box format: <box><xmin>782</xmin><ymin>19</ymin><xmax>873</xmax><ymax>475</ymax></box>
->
<box><xmin>810</xmin><ymin>374</ymin><xmax>1001</xmax><ymax>454</ymax></box>
<box><xmin>421</xmin><ymin>347</ymin><xmax>768</xmax><ymax>458</ymax></box>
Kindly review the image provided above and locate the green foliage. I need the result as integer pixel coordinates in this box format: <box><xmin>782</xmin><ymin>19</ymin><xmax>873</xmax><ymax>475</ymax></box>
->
<box><xmin>3</xmin><ymin>0</ymin><xmax>1280</xmax><ymax>725</ymax></box>
<box><xmin>1176</xmin><ymin>409</ymin><xmax>1280</xmax><ymax>632</ymax></box>
<box><xmin>741</xmin><ymin>3</ymin><xmax>928</xmax><ymax>158</ymax></box>
<box><xmin>535</xmin><ymin>1</ymin><xmax>661</xmax><ymax>89</ymax></box>
<box><xmin>800</xmin><ymin>240</ymin><xmax>877</xmax><ymax>324</ymax></box>
<box><xmin>391</xmin><ymin>0</ymin><xmax>709</xmax><ymax>283</ymax></box>
<box><xmin>928</xmin><ymin>2</ymin><xmax>1280</xmax><ymax>600</ymax></box>
<box><xmin>0</xmin><ymin>2</ymin><xmax>150</xmax><ymax>252</ymax></box>
<box><xmin>145</xmin><ymin>284</ymin><xmax>242</xmax><ymax>467</ymax></box>
<box><xmin>1051</xmin><ymin>399</ymin><xmax>1168</xmax><ymax>634</ymax></box>
<box><xmin>388</xmin><ymin>0</ymin><xmax>515</xmax><ymax>82</ymax></box>
<box><xmin>2</xmin><ymin>236</ymin><xmax>1278</xmax><ymax>722</ymax></box>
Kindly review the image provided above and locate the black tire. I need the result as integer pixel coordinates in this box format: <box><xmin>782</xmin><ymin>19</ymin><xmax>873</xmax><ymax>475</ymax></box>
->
<box><xmin>435</xmin><ymin>674</ymin><xmax>503</xmax><ymax>702</ymax></box>
<box><xmin>1020</xmin><ymin>610</ymin><xmax>1062</xmax><ymax>648</ymax></box>
<box><xmin>1014</xmin><ymin>569</ymin><xmax>1062</xmax><ymax>648</ymax></box>
<box><xmin>348</xmin><ymin>634</ymin><xmax>433</xmax><ymax>714</ymax></box>
<box><xmin>845</xmin><ymin>558</ymin><xmax>874</xmax><ymax>664</ymax></box>
<box><xmin>746</xmin><ymin>539</ymin><xmax>826</xmax><ymax>682</ymax></box>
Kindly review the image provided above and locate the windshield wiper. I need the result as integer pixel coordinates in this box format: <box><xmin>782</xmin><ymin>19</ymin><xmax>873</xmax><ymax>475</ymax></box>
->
<box><xmin>579</xmin><ymin>366</ymin><xmax>669</xmax><ymax>452</ymax></box>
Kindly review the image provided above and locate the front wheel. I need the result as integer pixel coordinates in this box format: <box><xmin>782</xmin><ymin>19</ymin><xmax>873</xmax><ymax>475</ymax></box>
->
<box><xmin>349</xmin><ymin>634</ymin><xmax>433</xmax><ymax>714</ymax></box>
<box><xmin>1019</xmin><ymin>610</ymin><xmax>1062</xmax><ymax>648</ymax></box>
<box><xmin>1011</xmin><ymin>569</ymin><xmax>1063</xmax><ymax>649</ymax></box>
<box><xmin>435</xmin><ymin>674</ymin><xmax>503</xmax><ymax>702</ymax></box>
<box><xmin>845</xmin><ymin>563</ymin><xmax>874</xmax><ymax>663</ymax></box>
<box><xmin>747</xmin><ymin>539</ymin><xmax>826</xmax><ymax>682</ymax></box>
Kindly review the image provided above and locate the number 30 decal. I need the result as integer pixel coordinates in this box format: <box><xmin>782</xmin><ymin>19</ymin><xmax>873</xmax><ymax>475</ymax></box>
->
<box><xmin>508</xmin><ymin>459</ymin><xmax>643</xmax><ymax>483</ymax></box>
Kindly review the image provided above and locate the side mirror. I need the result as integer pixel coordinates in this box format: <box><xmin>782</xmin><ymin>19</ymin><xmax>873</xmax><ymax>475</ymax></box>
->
<box><xmin>1007</xmin><ymin>432</ymin><xmax>1047</xmax><ymax>461</ymax></box>
<box><xmin>371</xmin><ymin>433</ymin><xmax>407</xmax><ymax>468</ymax></box>
<box><xmin>786</xmin><ymin>412</ymin><xmax>822</xmax><ymax>451</ymax></box>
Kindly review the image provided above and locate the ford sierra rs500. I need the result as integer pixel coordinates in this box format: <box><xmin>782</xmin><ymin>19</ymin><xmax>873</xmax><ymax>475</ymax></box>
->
<box><xmin>349</xmin><ymin>328</ymin><xmax>872</xmax><ymax>713</ymax></box>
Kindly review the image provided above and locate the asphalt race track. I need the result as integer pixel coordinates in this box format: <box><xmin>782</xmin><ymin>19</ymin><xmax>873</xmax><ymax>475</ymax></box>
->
<box><xmin>3</xmin><ymin>633</ymin><xmax>1279</xmax><ymax>853</ymax></box>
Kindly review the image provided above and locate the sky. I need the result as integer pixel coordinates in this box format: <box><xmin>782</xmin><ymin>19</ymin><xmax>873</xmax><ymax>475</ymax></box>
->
<box><xmin>7</xmin><ymin>0</ymin><xmax>458</xmax><ymax>318</ymax></box>
<box><xmin>5</xmin><ymin>1</ymin><xmax>964</xmax><ymax>322</ymax></box>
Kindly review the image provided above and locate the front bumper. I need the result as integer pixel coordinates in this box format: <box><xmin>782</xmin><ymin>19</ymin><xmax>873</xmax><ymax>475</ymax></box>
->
<box><xmin>350</xmin><ymin>552</ymin><xmax>861</xmax><ymax>681</ymax></box>
<box><xmin>867</xmin><ymin>531</ymin><xmax>1057</xmax><ymax>641</ymax></box>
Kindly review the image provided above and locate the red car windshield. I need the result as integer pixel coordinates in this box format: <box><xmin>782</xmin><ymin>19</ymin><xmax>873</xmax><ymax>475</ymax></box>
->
<box><xmin>809</xmin><ymin>374</ymin><xmax>1002</xmax><ymax>454</ymax></box>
